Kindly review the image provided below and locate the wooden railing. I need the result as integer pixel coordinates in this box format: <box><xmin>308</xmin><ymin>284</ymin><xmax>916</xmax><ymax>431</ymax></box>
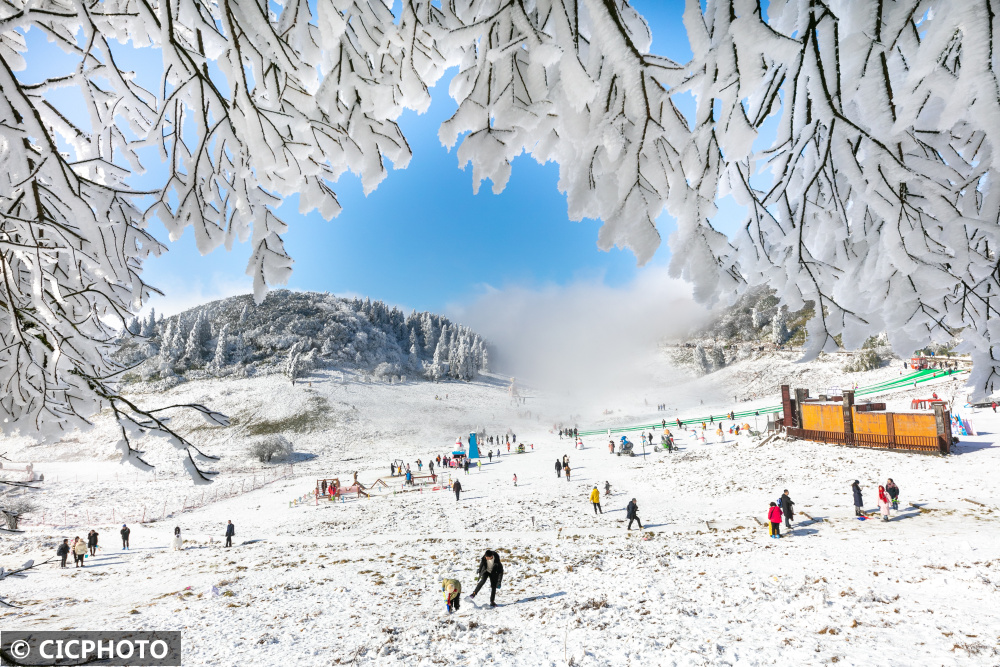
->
<box><xmin>786</xmin><ymin>428</ymin><xmax>947</xmax><ymax>454</ymax></box>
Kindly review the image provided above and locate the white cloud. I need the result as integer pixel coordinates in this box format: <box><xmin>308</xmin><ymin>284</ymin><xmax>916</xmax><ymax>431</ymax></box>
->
<box><xmin>138</xmin><ymin>273</ymin><xmax>253</xmax><ymax>319</ymax></box>
<box><xmin>447</xmin><ymin>266</ymin><xmax>712</xmax><ymax>399</ymax></box>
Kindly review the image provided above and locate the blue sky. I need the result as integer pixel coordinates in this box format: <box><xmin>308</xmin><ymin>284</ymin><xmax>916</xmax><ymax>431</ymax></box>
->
<box><xmin>147</xmin><ymin>0</ymin><xmax>715</xmax><ymax>316</ymax></box>
<box><xmin>26</xmin><ymin>1</ymin><xmax>746</xmax><ymax>318</ymax></box>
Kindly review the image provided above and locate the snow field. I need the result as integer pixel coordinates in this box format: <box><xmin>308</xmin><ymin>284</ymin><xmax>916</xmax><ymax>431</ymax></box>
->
<box><xmin>1</xmin><ymin>359</ymin><xmax>998</xmax><ymax>665</ymax></box>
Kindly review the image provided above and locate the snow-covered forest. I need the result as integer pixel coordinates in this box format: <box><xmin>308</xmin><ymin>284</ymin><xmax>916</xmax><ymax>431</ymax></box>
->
<box><xmin>116</xmin><ymin>291</ymin><xmax>490</xmax><ymax>386</ymax></box>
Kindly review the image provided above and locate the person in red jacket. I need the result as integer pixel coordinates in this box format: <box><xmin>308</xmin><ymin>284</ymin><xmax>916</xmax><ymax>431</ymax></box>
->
<box><xmin>767</xmin><ymin>502</ymin><xmax>783</xmax><ymax>539</ymax></box>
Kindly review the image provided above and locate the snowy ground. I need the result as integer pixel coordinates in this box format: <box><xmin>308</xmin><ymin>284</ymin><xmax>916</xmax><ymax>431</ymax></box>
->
<box><xmin>1</xmin><ymin>358</ymin><xmax>999</xmax><ymax>665</ymax></box>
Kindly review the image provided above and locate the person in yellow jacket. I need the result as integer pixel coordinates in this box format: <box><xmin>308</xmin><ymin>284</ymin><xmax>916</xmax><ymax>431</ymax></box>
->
<box><xmin>589</xmin><ymin>486</ymin><xmax>603</xmax><ymax>515</ymax></box>
<box><xmin>442</xmin><ymin>578</ymin><xmax>462</xmax><ymax>613</ymax></box>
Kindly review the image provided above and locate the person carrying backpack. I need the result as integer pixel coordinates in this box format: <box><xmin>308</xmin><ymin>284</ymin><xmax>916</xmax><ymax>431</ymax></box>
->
<box><xmin>56</xmin><ymin>539</ymin><xmax>70</xmax><ymax>568</ymax></box>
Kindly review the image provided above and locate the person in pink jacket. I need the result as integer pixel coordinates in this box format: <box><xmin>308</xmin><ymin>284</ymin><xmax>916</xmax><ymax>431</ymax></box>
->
<box><xmin>767</xmin><ymin>502</ymin><xmax>783</xmax><ymax>538</ymax></box>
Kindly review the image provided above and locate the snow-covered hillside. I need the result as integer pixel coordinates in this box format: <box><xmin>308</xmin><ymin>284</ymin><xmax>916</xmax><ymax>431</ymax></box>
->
<box><xmin>116</xmin><ymin>290</ymin><xmax>490</xmax><ymax>388</ymax></box>
<box><xmin>1</xmin><ymin>350</ymin><xmax>997</xmax><ymax>665</ymax></box>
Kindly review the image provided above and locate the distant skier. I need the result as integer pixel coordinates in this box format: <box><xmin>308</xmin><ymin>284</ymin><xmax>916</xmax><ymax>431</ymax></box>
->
<box><xmin>225</xmin><ymin>520</ymin><xmax>235</xmax><ymax>548</ymax></box>
<box><xmin>767</xmin><ymin>502</ymin><xmax>782</xmax><ymax>538</ymax></box>
<box><xmin>852</xmin><ymin>481</ymin><xmax>863</xmax><ymax>517</ymax></box>
<box><xmin>555</xmin><ymin>459</ymin><xmax>562</xmax><ymax>478</ymax></box>
<box><xmin>886</xmin><ymin>478</ymin><xmax>900</xmax><ymax>510</ymax></box>
<box><xmin>470</xmin><ymin>550</ymin><xmax>504</xmax><ymax>608</ymax></box>
<box><xmin>626</xmin><ymin>498</ymin><xmax>642</xmax><ymax>530</ymax></box>
<box><xmin>590</xmin><ymin>486</ymin><xmax>602</xmax><ymax>514</ymax></box>
<box><xmin>120</xmin><ymin>524</ymin><xmax>130</xmax><ymax>550</ymax></box>
<box><xmin>453</xmin><ymin>479</ymin><xmax>462</xmax><ymax>502</ymax></box>
<box><xmin>779</xmin><ymin>490</ymin><xmax>795</xmax><ymax>529</ymax></box>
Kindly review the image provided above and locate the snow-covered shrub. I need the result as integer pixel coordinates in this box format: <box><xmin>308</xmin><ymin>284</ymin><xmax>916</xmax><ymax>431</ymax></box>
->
<box><xmin>844</xmin><ymin>349</ymin><xmax>883</xmax><ymax>373</ymax></box>
<box><xmin>0</xmin><ymin>496</ymin><xmax>36</xmax><ymax>530</ymax></box>
<box><xmin>247</xmin><ymin>435</ymin><xmax>293</xmax><ymax>463</ymax></box>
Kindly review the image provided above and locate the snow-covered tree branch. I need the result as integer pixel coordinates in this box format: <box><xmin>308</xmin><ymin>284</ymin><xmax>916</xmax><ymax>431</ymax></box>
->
<box><xmin>6</xmin><ymin>0</ymin><xmax>1000</xmax><ymax>469</ymax></box>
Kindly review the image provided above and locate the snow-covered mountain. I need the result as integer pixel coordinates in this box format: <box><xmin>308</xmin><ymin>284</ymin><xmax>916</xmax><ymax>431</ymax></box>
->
<box><xmin>116</xmin><ymin>291</ymin><xmax>490</xmax><ymax>387</ymax></box>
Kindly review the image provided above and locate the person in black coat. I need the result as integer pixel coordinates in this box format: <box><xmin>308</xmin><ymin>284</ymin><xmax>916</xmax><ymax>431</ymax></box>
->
<box><xmin>555</xmin><ymin>459</ymin><xmax>562</xmax><ymax>478</ymax></box>
<box><xmin>470</xmin><ymin>549</ymin><xmax>504</xmax><ymax>607</ymax></box>
<box><xmin>120</xmin><ymin>524</ymin><xmax>130</xmax><ymax>550</ymax></box>
<box><xmin>626</xmin><ymin>498</ymin><xmax>642</xmax><ymax>530</ymax></box>
<box><xmin>225</xmin><ymin>520</ymin><xmax>235</xmax><ymax>548</ymax></box>
<box><xmin>852</xmin><ymin>481</ymin><xmax>863</xmax><ymax>516</ymax></box>
<box><xmin>56</xmin><ymin>539</ymin><xmax>70</xmax><ymax>568</ymax></box>
<box><xmin>87</xmin><ymin>530</ymin><xmax>99</xmax><ymax>557</ymax></box>
<box><xmin>453</xmin><ymin>479</ymin><xmax>462</xmax><ymax>502</ymax></box>
<box><xmin>779</xmin><ymin>490</ymin><xmax>795</xmax><ymax>529</ymax></box>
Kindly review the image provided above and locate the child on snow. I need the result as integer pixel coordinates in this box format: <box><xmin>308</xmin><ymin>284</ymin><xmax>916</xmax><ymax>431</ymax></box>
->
<box><xmin>878</xmin><ymin>486</ymin><xmax>891</xmax><ymax>522</ymax></box>
<box><xmin>767</xmin><ymin>502</ymin><xmax>782</xmax><ymax>538</ymax></box>
<box><xmin>442</xmin><ymin>579</ymin><xmax>462</xmax><ymax>613</ymax></box>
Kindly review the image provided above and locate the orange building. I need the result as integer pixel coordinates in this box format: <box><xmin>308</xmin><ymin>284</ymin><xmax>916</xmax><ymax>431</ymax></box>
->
<box><xmin>780</xmin><ymin>385</ymin><xmax>952</xmax><ymax>454</ymax></box>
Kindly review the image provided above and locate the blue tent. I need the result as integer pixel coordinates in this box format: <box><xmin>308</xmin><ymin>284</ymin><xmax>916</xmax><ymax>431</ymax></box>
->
<box><xmin>468</xmin><ymin>433</ymin><xmax>480</xmax><ymax>459</ymax></box>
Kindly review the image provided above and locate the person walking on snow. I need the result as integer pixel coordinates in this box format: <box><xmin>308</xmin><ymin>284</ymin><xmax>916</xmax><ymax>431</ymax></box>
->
<box><xmin>513</xmin><ymin>474</ymin><xmax>518</xmax><ymax>487</ymax></box>
<box><xmin>767</xmin><ymin>502</ymin><xmax>782</xmax><ymax>538</ymax></box>
<box><xmin>172</xmin><ymin>527</ymin><xmax>183</xmax><ymax>550</ymax></box>
<box><xmin>604</xmin><ymin>481</ymin><xmax>612</xmax><ymax>498</ymax></box>
<box><xmin>555</xmin><ymin>459</ymin><xmax>562</xmax><ymax>478</ymax></box>
<box><xmin>852</xmin><ymin>481</ymin><xmax>864</xmax><ymax>517</ymax></box>
<box><xmin>878</xmin><ymin>486</ymin><xmax>891</xmax><ymax>521</ymax></box>
<box><xmin>488</xmin><ymin>450</ymin><xmax>493</xmax><ymax>462</ymax></box>
<box><xmin>57</xmin><ymin>539</ymin><xmax>70</xmax><ymax>568</ymax></box>
<box><xmin>590</xmin><ymin>486</ymin><xmax>603</xmax><ymax>514</ymax></box>
<box><xmin>609</xmin><ymin>440</ymin><xmax>615</xmax><ymax>454</ymax></box>
<box><xmin>225</xmin><ymin>520</ymin><xmax>235</xmax><ymax>548</ymax></box>
<box><xmin>120</xmin><ymin>524</ymin><xmax>130</xmax><ymax>550</ymax></box>
<box><xmin>564</xmin><ymin>463</ymin><xmax>571</xmax><ymax>482</ymax></box>
<box><xmin>464</xmin><ymin>459</ymin><xmax>470</xmax><ymax>475</ymax></box>
<box><xmin>626</xmin><ymin>498</ymin><xmax>642</xmax><ymax>530</ymax></box>
<box><xmin>779</xmin><ymin>490</ymin><xmax>795</xmax><ymax>530</ymax></box>
<box><xmin>886</xmin><ymin>479</ymin><xmax>900</xmax><ymax>510</ymax></box>
<box><xmin>470</xmin><ymin>550</ymin><xmax>504</xmax><ymax>608</ymax></box>
<box><xmin>87</xmin><ymin>529</ymin><xmax>99</xmax><ymax>557</ymax></box>
<box><xmin>507</xmin><ymin>442</ymin><xmax>510</xmax><ymax>452</ymax></box>
<box><xmin>453</xmin><ymin>479</ymin><xmax>462</xmax><ymax>502</ymax></box>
